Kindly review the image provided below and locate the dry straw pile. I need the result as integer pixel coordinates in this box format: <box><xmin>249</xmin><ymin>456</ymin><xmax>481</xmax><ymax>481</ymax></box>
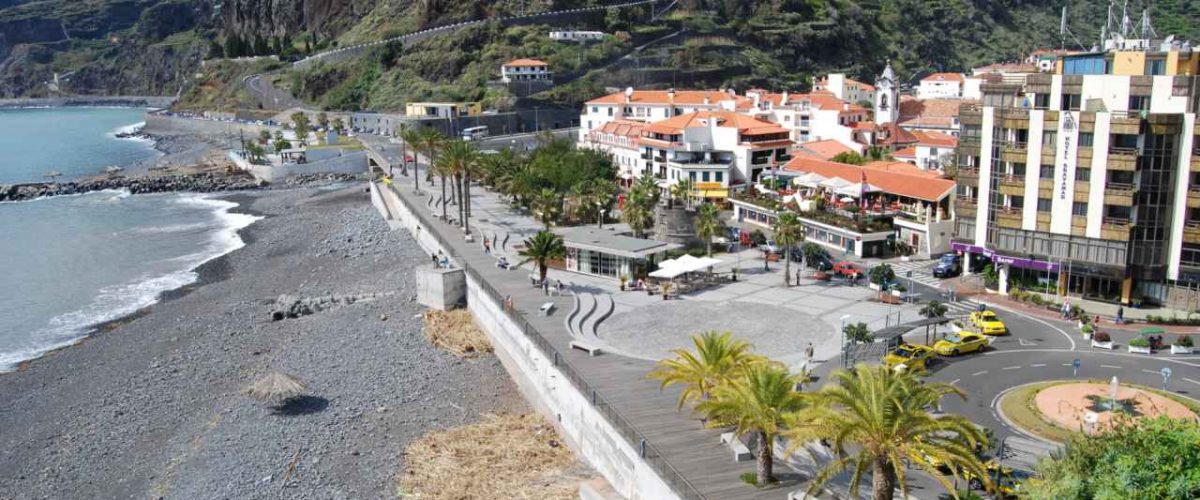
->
<box><xmin>398</xmin><ymin>413</ymin><xmax>580</xmax><ymax>499</ymax></box>
<box><xmin>421</xmin><ymin>309</ymin><xmax>493</xmax><ymax>357</ymax></box>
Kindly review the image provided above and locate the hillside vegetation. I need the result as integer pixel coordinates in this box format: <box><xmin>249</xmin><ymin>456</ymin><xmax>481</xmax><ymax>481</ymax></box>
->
<box><xmin>1</xmin><ymin>0</ymin><xmax>1195</xmax><ymax>105</ymax></box>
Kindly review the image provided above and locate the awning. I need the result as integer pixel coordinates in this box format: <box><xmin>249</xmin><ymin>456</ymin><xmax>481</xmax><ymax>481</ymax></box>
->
<box><xmin>793</xmin><ymin>172</ymin><xmax>827</xmax><ymax>187</ymax></box>
<box><xmin>819</xmin><ymin>177</ymin><xmax>854</xmax><ymax>190</ymax></box>
<box><xmin>835</xmin><ymin>183</ymin><xmax>883</xmax><ymax>197</ymax></box>
<box><xmin>693</xmin><ymin>189</ymin><xmax>729</xmax><ymax>198</ymax></box>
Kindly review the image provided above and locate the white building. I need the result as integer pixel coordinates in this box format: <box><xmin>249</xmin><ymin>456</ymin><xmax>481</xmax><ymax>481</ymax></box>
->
<box><xmin>813</xmin><ymin>73</ymin><xmax>876</xmax><ymax>105</ymax></box>
<box><xmin>632</xmin><ymin>111</ymin><xmax>792</xmax><ymax>201</ymax></box>
<box><xmin>578</xmin><ymin>88</ymin><xmax>752</xmax><ymax>142</ymax></box>
<box><xmin>579</xmin><ymin>119</ymin><xmax>646</xmax><ymax>182</ymax></box>
<box><xmin>500</xmin><ymin>58</ymin><xmax>552</xmax><ymax>83</ymax></box>
<box><xmin>550</xmin><ymin>30</ymin><xmax>605</xmax><ymax>42</ymax></box>
<box><xmin>874</xmin><ymin>62</ymin><xmax>900</xmax><ymax>125</ymax></box>
<box><xmin>891</xmin><ymin>131</ymin><xmax>958</xmax><ymax>171</ymax></box>
<box><xmin>917</xmin><ymin>73</ymin><xmax>965</xmax><ymax>99</ymax></box>
<box><xmin>746</xmin><ymin>90</ymin><xmax>868</xmax><ymax>152</ymax></box>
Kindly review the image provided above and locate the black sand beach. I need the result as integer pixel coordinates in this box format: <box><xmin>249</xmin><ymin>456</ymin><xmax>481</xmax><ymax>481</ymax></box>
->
<box><xmin>0</xmin><ymin>184</ymin><xmax>525</xmax><ymax>499</ymax></box>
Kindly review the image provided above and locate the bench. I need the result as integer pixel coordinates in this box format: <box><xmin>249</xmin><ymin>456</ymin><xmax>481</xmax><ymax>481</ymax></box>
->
<box><xmin>538</xmin><ymin>302</ymin><xmax>555</xmax><ymax>317</ymax></box>
<box><xmin>720</xmin><ymin>432</ymin><xmax>753</xmax><ymax>462</ymax></box>
<box><xmin>569</xmin><ymin>340</ymin><xmax>603</xmax><ymax>356</ymax></box>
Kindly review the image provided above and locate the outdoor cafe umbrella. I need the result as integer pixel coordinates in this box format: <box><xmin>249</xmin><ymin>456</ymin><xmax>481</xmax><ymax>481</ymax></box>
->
<box><xmin>243</xmin><ymin>370</ymin><xmax>308</xmax><ymax>404</ymax></box>
<box><xmin>835</xmin><ymin>183</ymin><xmax>882</xmax><ymax>197</ymax></box>
<box><xmin>818</xmin><ymin>176</ymin><xmax>854</xmax><ymax>190</ymax></box>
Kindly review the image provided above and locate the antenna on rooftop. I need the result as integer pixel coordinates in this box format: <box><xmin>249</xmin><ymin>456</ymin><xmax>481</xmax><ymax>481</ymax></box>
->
<box><xmin>1058</xmin><ymin>5</ymin><xmax>1088</xmax><ymax>51</ymax></box>
<box><xmin>1139</xmin><ymin>9</ymin><xmax>1157</xmax><ymax>41</ymax></box>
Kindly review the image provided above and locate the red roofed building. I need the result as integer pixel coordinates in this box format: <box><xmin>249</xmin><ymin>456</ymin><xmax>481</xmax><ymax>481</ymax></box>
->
<box><xmin>638</xmin><ymin>111</ymin><xmax>791</xmax><ymax>200</ymax></box>
<box><xmin>918</xmin><ymin>72</ymin><xmax>966</xmax><ymax>99</ymax></box>
<box><xmin>794</xmin><ymin>139</ymin><xmax>854</xmax><ymax>160</ymax></box>
<box><xmin>744</xmin><ymin>89</ymin><xmax>868</xmax><ymax>152</ymax></box>
<box><xmin>897</xmin><ymin>97</ymin><xmax>971</xmax><ymax>136</ymax></box>
<box><xmin>813</xmin><ymin>73</ymin><xmax>876</xmax><ymax>105</ymax></box>
<box><xmin>500</xmin><ymin>58</ymin><xmax>552</xmax><ymax>83</ymax></box>
<box><xmin>579</xmin><ymin>120</ymin><xmax>645</xmax><ymax>182</ymax></box>
<box><xmin>579</xmin><ymin>88</ymin><xmax>753</xmax><ymax>142</ymax></box>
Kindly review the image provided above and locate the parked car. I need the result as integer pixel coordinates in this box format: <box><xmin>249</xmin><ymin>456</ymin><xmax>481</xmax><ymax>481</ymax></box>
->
<box><xmin>933</xmin><ymin>331</ymin><xmax>990</xmax><ymax>356</ymax></box>
<box><xmin>969</xmin><ymin>310</ymin><xmax>1008</xmax><ymax>336</ymax></box>
<box><xmin>932</xmin><ymin>254</ymin><xmax>962</xmax><ymax>278</ymax></box>
<box><xmin>794</xmin><ymin>252</ymin><xmax>833</xmax><ymax>270</ymax></box>
<box><xmin>762</xmin><ymin>240</ymin><xmax>781</xmax><ymax>255</ymax></box>
<box><xmin>832</xmin><ymin>261</ymin><xmax>860</xmax><ymax>277</ymax></box>
<box><xmin>882</xmin><ymin>344</ymin><xmax>934</xmax><ymax>372</ymax></box>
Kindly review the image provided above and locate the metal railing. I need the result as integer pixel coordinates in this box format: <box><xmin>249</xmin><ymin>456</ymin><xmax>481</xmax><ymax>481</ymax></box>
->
<box><xmin>382</xmin><ymin>181</ymin><xmax>706</xmax><ymax>499</ymax></box>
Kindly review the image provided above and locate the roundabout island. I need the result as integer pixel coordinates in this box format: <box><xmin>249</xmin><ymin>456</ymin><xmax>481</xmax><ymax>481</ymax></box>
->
<box><xmin>997</xmin><ymin>379</ymin><xmax>1200</xmax><ymax>443</ymax></box>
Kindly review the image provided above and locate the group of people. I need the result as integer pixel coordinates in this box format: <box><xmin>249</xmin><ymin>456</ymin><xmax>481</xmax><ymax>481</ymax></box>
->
<box><xmin>431</xmin><ymin>250</ymin><xmax>450</xmax><ymax>269</ymax></box>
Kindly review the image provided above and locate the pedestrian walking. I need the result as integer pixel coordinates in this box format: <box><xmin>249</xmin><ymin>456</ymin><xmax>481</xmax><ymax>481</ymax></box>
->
<box><xmin>483</xmin><ymin>239</ymin><xmax>491</xmax><ymax>254</ymax></box>
<box><xmin>1061</xmin><ymin>298</ymin><xmax>1071</xmax><ymax>319</ymax></box>
<box><xmin>431</xmin><ymin>252</ymin><xmax>439</xmax><ymax>267</ymax></box>
<box><xmin>1116</xmin><ymin>305</ymin><xmax>1124</xmax><ymax>324</ymax></box>
<box><xmin>804</xmin><ymin>342</ymin><xmax>814</xmax><ymax>363</ymax></box>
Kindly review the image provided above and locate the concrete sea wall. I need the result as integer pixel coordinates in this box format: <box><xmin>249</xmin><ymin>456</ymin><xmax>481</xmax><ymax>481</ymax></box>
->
<box><xmin>368</xmin><ymin>180</ymin><xmax>679</xmax><ymax>500</ymax></box>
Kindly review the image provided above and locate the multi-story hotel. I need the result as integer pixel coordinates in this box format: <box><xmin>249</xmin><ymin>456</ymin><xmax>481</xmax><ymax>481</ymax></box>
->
<box><xmin>954</xmin><ymin>33</ymin><xmax>1199</xmax><ymax>306</ymax></box>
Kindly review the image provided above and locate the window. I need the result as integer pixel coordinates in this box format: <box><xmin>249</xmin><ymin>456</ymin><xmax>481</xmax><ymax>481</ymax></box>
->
<box><xmin>1110</xmin><ymin>133</ymin><xmax>1138</xmax><ymax>151</ymax></box>
<box><xmin>702</xmin><ymin>171</ymin><xmax>710</xmax><ymax>182</ymax></box>
<box><xmin>1039</xmin><ymin>164</ymin><xmax>1055</xmax><ymax>178</ymax></box>
<box><xmin>1072</xmin><ymin>202</ymin><xmax>1088</xmax><ymax>216</ymax></box>
<box><xmin>1128</xmin><ymin>95</ymin><xmax>1150</xmax><ymax>111</ymax></box>
<box><xmin>1146</xmin><ymin>59</ymin><xmax>1166</xmax><ymax>76</ymax></box>
<box><xmin>1061</xmin><ymin>94</ymin><xmax>1081</xmax><ymax>111</ymax></box>
<box><xmin>688</xmin><ymin>171</ymin><xmax>696</xmax><ymax>181</ymax></box>
<box><xmin>1009</xmin><ymin>195</ymin><xmax>1024</xmax><ymax>208</ymax></box>
<box><xmin>1033</xmin><ymin>93</ymin><xmax>1051</xmax><ymax>109</ymax></box>
<box><xmin>1063</xmin><ymin>57</ymin><xmax>1107</xmax><ymax>75</ymax></box>
<box><xmin>715</xmin><ymin>171</ymin><xmax>723</xmax><ymax>183</ymax></box>
<box><xmin>1010</xmin><ymin>163</ymin><xmax>1026</xmax><ymax>177</ymax></box>
<box><xmin>607</xmin><ymin>107</ymin><xmax>613</xmax><ymax>116</ymax></box>
<box><xmin>586</xmin><ymin>121</ymin><xmax>592</xmax><ymax>130</ymax></box>
<box><xmin>1079</xmin><ymin>132</ymin><xmax>1094</xmax><ymax>147</ymax></box>
<box><xmin>1075</xmin><ymin>168</ymin><xmax>1090</xmax><ymax>181</ymax></box>
<box><xmin>1037</xmin><ymin>198</ymin><xmax>1052</xmax><ymax>212</ymax></box>
<box><xmin>1042</xmin><ymin>131</ymin><xmax>1057</xmax><ymax>147</ymax></box>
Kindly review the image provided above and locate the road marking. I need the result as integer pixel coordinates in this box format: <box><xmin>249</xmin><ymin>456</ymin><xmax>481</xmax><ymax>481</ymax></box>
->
<box><xmin>1142</xmin><ymin>369</ymin><xmax>1160</xmax><ymax>374</ymax></box>
<box><xmin>1018</xmin><ymin>338</ymin><xmax>1038</xmax><ymax>346</ymax></box>
<box><xmin>1031</xmin><ymin>363</ymin><xmax>1047</xmax><ymax>367</ymax></box>
<box><xmin>1002</xmin><ymin>366</ymin><xmax>1021</xmax><ymax>370</ymax></box>
<box><xmin>950</xmin><ymin>379</ymin><xmax>961</xmax><ymax>385</ymax></box>
<box><xmin>1101</xmin><ymin>364</ymin><xmax>1122</xmax><ymax>369</ymax></box>
<box><xmin>984</xmin><ymin>303</ymin><xmax>1077</xmax><ymax>350</ymax></box>
<box><xmin>1062</xmin><ymin>363</ymin><xmax>1073</xmax><ymax>366</ymax></box>
<box><xmin>1184</xmin><ymin>377</ymin><xmax>1200</xmax><ymax>386</ymax></box>
<box><xmin>972</xmin><ymin>370</ymin><xmax>989</xmax><ymax>376</ymax></box>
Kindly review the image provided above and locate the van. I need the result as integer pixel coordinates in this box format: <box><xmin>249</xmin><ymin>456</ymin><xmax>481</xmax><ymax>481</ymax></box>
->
<box><xmin>461</xmin><ymin>125</ymin><xmax>488</xmax><ymax>141</ymax></box>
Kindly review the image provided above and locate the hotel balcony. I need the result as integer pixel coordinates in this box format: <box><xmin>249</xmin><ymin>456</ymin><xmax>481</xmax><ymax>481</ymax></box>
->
<box><xmin>1076</xmin><ymin>147</ymin><xmax>1092</xmax><ymax>163</ymax></box>
<box><xmin>996</xmin><ymin>209</ymin><xmax>1023</xmax><ymax>229</ymax></box>
<box><xmin>1106</xmin><ymin>148</ymin><xmax>1138</xmax><ymax>171</ymax></box>
<box><xmin>1188</xmin><ymin>189</ymin><xmax>1200</xmax><ymax>209</ymax></box>
<box><xmin>997</xmin><ymin>177</ymin><xmax>1025</xmax><ymax>197</ymax></box>
<box><xmin>1191</xmin><ymin>153</ymin><xmax>1200</xmax><ymax>172</ymax></box>
<box><xmin>955</xmin><ymin>201</ymin><xmax>977</xmax><ymax>219</ymax></box>
<box><xmin>1104</xmin><ymin>184</ymin><xmax>1135</xmax><ymax>206</ymax></box>
<box><xmin>1109</xmin><ymin>114</ymin><xmax>1141</xmax><ymax>135</ymax></box>
<box><xmin>1101</xmin><ymin>218</ymin><xmax>1132</xmax><ymax>240</ymax></box>
<box><xmin>1075</xmin><ymin>181</ymin><xmax>1090</xmax><ymax>195</ymax></box>
<box><xmin>1185</xmin><ymin>221</ymin><xmax>1200</xmax><ymax>245</ymax></box>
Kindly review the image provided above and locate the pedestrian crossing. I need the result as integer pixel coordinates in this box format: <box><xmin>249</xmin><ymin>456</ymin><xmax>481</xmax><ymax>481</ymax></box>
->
<box><xmin>943</xmin><ymin>298</ymin><xmax>984</xmax><ymax>317</ymax></box>
<box><xmin>889</xmin><ymin>260</ymin><xmax>945</xmax><ymax>289</ymax></box>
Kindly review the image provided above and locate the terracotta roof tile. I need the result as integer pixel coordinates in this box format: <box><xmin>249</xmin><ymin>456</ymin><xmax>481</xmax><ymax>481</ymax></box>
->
<box><xmin>911</xmin><ymin>130</ymin><xmax>958</xmax><ymax>148</ymax></box>
<box><xmin>922</xmin><ymin>72</ymin><xmax>964</xmax><ymax>83</ymax></box>
<box><xmin>642</xmin><ymin>111</ymin><xmax>788</xmax><ymax>136</ymax></box>
<box><xmin>891</xmin><ymin>147</ymin><xmax>918</xmax><ymax>159</ymax></box>
<box><xmin>783</xmin><ymin>157</ymin><xmax>955</xmax><ymax>201</ymax></box>
<box><xmin>796</xmin><ymin>140</ymin><xmax>852</xmax><ymax>160</ymax></box>
<box><xmin>504</xmin><ymin>58</ymin><xmax>548</xmax><ymax>67</ymax></box>
<box><xmin>586</xmin><ymin>90</ymin><xmax>751</xmax><ymax>107</ymax></box>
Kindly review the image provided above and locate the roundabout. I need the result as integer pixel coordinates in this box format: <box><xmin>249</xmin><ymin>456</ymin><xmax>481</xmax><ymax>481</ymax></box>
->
<box><xmin>996</xmin><ymin>380</ymin><xmax>1199</xmax><ymax>443</ymax></box>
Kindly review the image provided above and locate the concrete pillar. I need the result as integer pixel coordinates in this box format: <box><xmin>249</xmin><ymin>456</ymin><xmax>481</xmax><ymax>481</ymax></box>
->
<box><xmin>1121</xmin><ymin>276</ymin><xmax>1134</xmax><ymax>306</ymax></box>
<box><xmin>998</xmin><ymin>263</ymin><xmax>1010</xmax><ymax>295</ymax></box>
<box><xmin>415</xmin><ymin>267</ymin><xmax>466</xmax><ymax>310</ymax></box>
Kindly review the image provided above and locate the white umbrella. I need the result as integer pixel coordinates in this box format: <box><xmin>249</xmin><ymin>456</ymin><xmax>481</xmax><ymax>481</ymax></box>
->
<box><xmin>793</xmin><ymin>172</ymin><xmax>826</xmax><ymax>187</ymax></box>
<box><xmin>836</xmin><ymin>183</ymin><xmax>882</xmax><ymax>197</ymax></box>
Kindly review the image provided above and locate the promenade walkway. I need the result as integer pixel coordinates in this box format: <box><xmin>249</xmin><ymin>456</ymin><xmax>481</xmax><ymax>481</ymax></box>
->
<box><xmin>378</xmin><ymin>166</ymin><xmax>807</xmax><ymax>499</ymax></box>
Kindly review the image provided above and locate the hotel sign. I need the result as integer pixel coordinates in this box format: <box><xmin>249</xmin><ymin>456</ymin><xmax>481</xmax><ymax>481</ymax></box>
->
<box><xmin>1050</xmin><ymin>111</ymin><xmax>1079</xmax><ymax>234</ymax></box>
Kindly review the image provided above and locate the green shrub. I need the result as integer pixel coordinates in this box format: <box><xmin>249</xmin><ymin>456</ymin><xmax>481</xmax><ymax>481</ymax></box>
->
<box><xmin>1129</xmin><ymin>337</ymin><xmax>1151</xmax><ymax>348</ymax></box>
<box><xmin>1081</xmin><ymin>324</ymin><xmax>1094</xmax><ymax>334</ymax></box>
<box><xmin>1177</xmin><ymin>336</ymin><xmax>1195</xmax><ymax>347</ymax></box>
<box><xmin>739</xmin><ymin>472</ymin><xmax>758</xmax><ymax>486</ymax></box>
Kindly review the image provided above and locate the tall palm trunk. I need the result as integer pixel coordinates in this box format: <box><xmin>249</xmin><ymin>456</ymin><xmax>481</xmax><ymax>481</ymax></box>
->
<box><xmin>784</xmin><ymin>248</ymin><xmax>792</xmax><ymax>286</ymax></box>
<box><xmin>872</xmin><ymin>458</ymin><xmax>896</xmax><ymax>500</ymax></box>
<box><xmin>440</xmin><ymin>175</ymin><xmax>448</xmax><ymax>220</ymax></box>
<box><xmin>427</xmin><ymin>152</ymin><xmax>436</xmax><ymax>185</ymax></box>
<box><xmin>756</xmin><ymin>431</ymin><xmax>773</xmax><ymax>485</ymax></box>
<box><xmin>463</xmin><ymin>171</ymin><xmax>472</xmax><ymax>234</ymax></box>
<box><xmin>538</xmin><ymin>260</ymin><xmax>548</xmax><ymax>283</ymax></box>
<box><xmin>455</xmin><ymin>174</ymin><xmax>465</xmax><ymax>228</ymax></box>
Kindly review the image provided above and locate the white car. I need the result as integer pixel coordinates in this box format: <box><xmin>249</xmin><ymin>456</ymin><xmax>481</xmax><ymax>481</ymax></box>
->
<box><xmin>762</xmin><ymin>240</ymin><xmax>781</xmax><ymax>254</ymax></box>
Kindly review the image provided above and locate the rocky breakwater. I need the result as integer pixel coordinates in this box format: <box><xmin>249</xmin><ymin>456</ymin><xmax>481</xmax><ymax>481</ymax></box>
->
<box><xmin>0</xmin><ymin>172</ymin><xmax>263</xmax><ymax>202</ymax></box>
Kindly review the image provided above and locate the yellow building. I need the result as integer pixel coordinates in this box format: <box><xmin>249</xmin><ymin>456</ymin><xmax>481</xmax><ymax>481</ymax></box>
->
<box><xmin>404</xmin><ymin>102</ymin><xmax>482</xmax><ymax>119</ymax></box>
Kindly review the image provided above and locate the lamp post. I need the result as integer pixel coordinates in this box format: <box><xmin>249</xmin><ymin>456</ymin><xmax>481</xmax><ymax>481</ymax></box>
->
<box><xmin>598</xmin><ymin>205</ymin><xmax>606</xmax><ymax>228</ymax></box>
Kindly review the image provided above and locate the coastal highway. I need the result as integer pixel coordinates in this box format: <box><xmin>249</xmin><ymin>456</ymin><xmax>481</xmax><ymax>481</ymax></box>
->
<box><xmin>242</xmin><ymin>74</ymin><xmax>303</xmax><ymax>111</ymax></box>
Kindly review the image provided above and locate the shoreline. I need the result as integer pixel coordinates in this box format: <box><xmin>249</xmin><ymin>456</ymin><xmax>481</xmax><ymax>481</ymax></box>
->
<box><xmin>5</xmin><ymin>191</ymin><xmax>265</xmax><ymax>374</ymax></box>
<box><xmin>0</xmin><ymin>183</ymin><xmax>525</xmax><ymax>498</ymax></box>
<box><xmin>0</xmin><ymin>95</ymin><xmax>175</xmax><ymax>109</ymax></box>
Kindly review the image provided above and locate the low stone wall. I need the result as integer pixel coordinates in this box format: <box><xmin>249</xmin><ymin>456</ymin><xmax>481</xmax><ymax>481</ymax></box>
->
<box><xmin>368</xmin><ymin>180</ymin><xmax>680</xmax><ymax>500</ymax></box>
<box><xmin>230</xmin><ymin>150</ymin><xmax>368</xmax><ymax>183</ymax></box>
<box><xmin>143</xmin><ymin>113</ymin><xmax>275</xmax><ymax>137</ymax></box>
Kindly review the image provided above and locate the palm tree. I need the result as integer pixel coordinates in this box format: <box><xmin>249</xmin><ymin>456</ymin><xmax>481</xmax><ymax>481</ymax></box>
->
<box><xmin>436</xmin><ymin>140</ymin><xmax>479</xmax><ymax>233</ymax></box>
<box><xmin>671</xmin><ymin>178</ymin><xmax>696</xmax><ymax>208</ymax></box>
<box><xmin>773</xmin><ymin>212</ymin><xmax>804</xmax><ymax>286</ymax></box>
<box><xmin>784</xmin><ymin>364</ymin><xmax>989</xmax><ymax>500</ymax></box>
<box><xmin>623</xmin><ymin>176</ymin><xmax>660</xmax><ymax>238</ymax></box>
<box><xmin>696</xmin><ymin>363</ymin><xmax>806</xmax><ymax>486</ymax></box>
<box><xmin>694</xmin><ymin>203</ymin><xmax>724</xmax><ymax>257</ymax></box>
<box><xmin>415</xmin><ymin>127</ymin><xmax>444</xmax><ymax>186</ymax></box>
<box><xmin>518</xmin><ymin>230</ymin><xmax>566</xmax><ymax>284</ymax></box>
<box><xmin>647</xmin><ymin>331</ymin><xmax>761</xmax><ymax>409</ymax></box>
<box><xmin>399</xmin><ymin>126</ymin><xmax>424</xmax><ymax>190</ymax></box>
<box><xmin>533</xmin><ymin>187</ymin><xmax>560</xmax><ymax>228</ymax></box>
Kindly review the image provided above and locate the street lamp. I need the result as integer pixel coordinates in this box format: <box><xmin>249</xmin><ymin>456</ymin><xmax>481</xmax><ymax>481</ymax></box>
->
<box><xmin>598</xmin><ymin>205</ymin><xmax>607</xmax><ymax>228</ymax></box>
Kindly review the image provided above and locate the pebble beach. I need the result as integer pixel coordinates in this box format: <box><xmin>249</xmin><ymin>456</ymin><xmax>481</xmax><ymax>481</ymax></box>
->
<box><xmin>0</xmin><ymin>184</ymin><xmax>526</xmax><ymax>499</ymax></box>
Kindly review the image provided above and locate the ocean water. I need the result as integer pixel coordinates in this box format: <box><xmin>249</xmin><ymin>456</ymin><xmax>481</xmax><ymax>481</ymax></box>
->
<box><xmin>0</xmin><ymin>107</ymin><xmax>160</xmax><ymax>183</ymax></box>
<box><xmin>0</xmin><ymin>108</ymin><xmax>259</xmax><ymax>372</ymax></box>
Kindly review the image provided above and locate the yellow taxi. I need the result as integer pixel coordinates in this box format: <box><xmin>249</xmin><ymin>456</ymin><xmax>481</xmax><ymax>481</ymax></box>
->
<box><xmin>969</xmin><ymin>310</ymin><xmax>1008</xmax><ymax>336</ymax></box>
<box><xmin>882</xmin><ymin>344</ymin><xmax>934</xmax><ymax>372</ymax></box>
<box><xmin>932</xmin><ymin>331</ymin><xmax>990</xmax><ymax>356</ymax></box>
<box><xmin>963</xmin><ymin>460</ymin><xmax>1023</xmax><ymax>498</ymax></box>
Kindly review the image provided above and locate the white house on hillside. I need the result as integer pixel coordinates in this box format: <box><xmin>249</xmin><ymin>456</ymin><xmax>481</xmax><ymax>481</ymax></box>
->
<box><xmin>917</xmin><ymin>73</ymin><xmax>965</xmax><ymax>99</ymax></box>
<box><xmin>813</xmin><ymin>73</ymin><xmax>875</xmax><ymax>105</ymax></box>
<box><xmin>500</xmin><ymin>59</ymin><xmax>552</xmax><ymax>83</ymax></box>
